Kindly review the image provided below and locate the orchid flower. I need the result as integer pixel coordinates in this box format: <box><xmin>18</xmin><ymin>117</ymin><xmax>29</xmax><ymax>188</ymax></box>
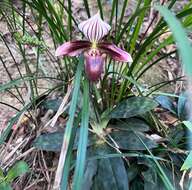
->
<box><xmin>55</xmin><ymin>13</ymin><xmax>133</xmax><ymax>81</ymax></box>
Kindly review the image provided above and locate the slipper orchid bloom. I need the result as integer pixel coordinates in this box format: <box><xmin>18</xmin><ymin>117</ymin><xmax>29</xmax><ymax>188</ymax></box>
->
<box><xmin>55</xmin><ymin>13</ymin><xmax>133</xmax><ymax>81</ymax></box>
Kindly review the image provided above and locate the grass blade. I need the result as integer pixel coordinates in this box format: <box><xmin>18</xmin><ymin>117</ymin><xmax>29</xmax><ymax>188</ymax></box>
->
<box><xmin>72</xmin><ymin>79</ymin><xmax>90</xmax><ymax>190</ymax></box>
<box><xmin>97</xmin><ymin>0</ymin><xmax>103</xmax><ymax>19</ymax></box>
<box><xmin>109</xmin><ymin>0</ymin><xmax>117</xmax><ymax>25</ymax></box>
<box><xmin>83</xmin><ymin>0</ymin><xmax>90</xmax><ymax>18</ymax></box>
<box><xmin>61</xmin><ymin>114</ymin><xmax>81</xmax><ymax>190</ymax></box>
<box><xmin>116</xmin><ymin>0</ymin><xmax>129</xmax><ymax>39</ymax></box>
<box><xmin>0</xmin><ymin>103</ymin><xmax>30</xmax><ymax>144</ymax></box>
<box><xmin>53</xmin><ymin>56</ymin><xmax>84</xmax><ymax>189</ymax></box>
<box><xmin>155</xmin><ymin>5</ymin><xmax>192</xmax><ymax>77</ymax></box>
<box><xmin>67</xmin><ymin>0</ymin><xmax>72</xmax><ymax>40</ymax></box>
<box><xmin>135</xmin><ymin>132</ymin><xmax>175</xmax><ymax>190</ymax></box>
<box><xmin>129</xmin><ymin>0</ymin><xmax>152</xmax><ymax>54</ymax></box>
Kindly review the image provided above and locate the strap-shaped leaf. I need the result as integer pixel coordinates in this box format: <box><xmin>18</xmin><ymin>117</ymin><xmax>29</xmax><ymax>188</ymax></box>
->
<box><xmin>155</xmin><ymin>95</ymin><xmax>176</xmax><ymax>114</ymax></box>
<box><xmin>33</xmin><ymin>130</ymin><xmax>97</xmax><ymax>152</ymax></box>
<box><xmin>109</xmin><ymin>118</ymin><xmax>150</xmax><ymax>132</ymax></box>
<box><xmin>110</xmin><ymin>97</ymin><xmax>158</xmax><ymax>119</ymax></box>
<box><xmin>92</xmin><ymin>157</ymin><xmax>128</xmax><ymax>190</ymax></box>
<box><xmin>72</xmin><ymin>79</ymin><xmax>90</xmax><ymax>190</ymax></box>
<box><xmin>110</xmin><ymin>131</ymin><xmax>157</xmax><ymax>150</ymax></box>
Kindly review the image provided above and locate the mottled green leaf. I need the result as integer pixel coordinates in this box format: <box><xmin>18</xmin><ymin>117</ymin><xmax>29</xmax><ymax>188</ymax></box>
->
<box><xmin>111</xmin><ymin>131</ymin><xmax>157</xmax><ymax>150</ymax></box>
<box><xmin>139</xmin><ymin>158</ymin><xmax>179</xmax><ymax>190</ymax></box>
<box><xmin>143</xmin><ymin>168</ymin><xmax>163</xmax><ymax>190</ymax></box>
<box><xmin>177</xmin><ymin>93</ymin><xmax>187</xmax><ymax>120</ymax></box>
<box><xmin>130</xmin><ymin>177</ymin><xmax>144</xmax><ymax>190</ymax></box>
<box><xmin>109</xmin><ymin>118</ymin><xmax>150</xmax><ymax>132</ymax></box>
<box><xmin>155</xmin><ymin>95</ymin><xmax>176</xmax><ymax>114</ymax></box>
<box><xmin>33</xmin><ymin>130</ymin><xmax>97</xmax><ymax>152</ymax></box>
<box><xmin>168</xmin><ymin>152</ymin><xmax>184</xmax><ymax>168</ymax></box>
<box><xmin>82</xmin><ymin>160</ymin><xmax>98</xmax><ymax>190</ymax></box>
<box><xmin>86</xmin><ymin>144</ymin><xmax>129</xmax><ymax>190</ymax></box>
<box><xmin>127</xmin><ymin>164</ymin><xmax>140</xmax><ymax>182</ymax></box>
<box><xmin>92</xmin><ymin>157</ymin><xmax>128</xmax><ymax>190</ymax></box>
<box><xmin>33</xmin><ymin>132</ymin><xmax>63</xmax><ymax>152</ymax></box>
<box><xmin>110</xmin><ymin>97</ymin><xmax>158</xmax><ymax>119</ymax></box>
<box><xmin>42</xmin><ymin>99</ymin><xmax>63</xmax><ymax>112</ymax></box>
<box><xmin>168</xmin><ymin>123</ymin><xmax>184</xmax><ymax>145</ymax></box>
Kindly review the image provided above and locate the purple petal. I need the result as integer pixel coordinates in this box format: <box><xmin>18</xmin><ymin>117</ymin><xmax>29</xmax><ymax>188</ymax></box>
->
<box><xmin>99</xmin><ymin>42</ymin><xmax>133</xmax><ymax>62</ymax></box>
<box><xmin>55</xmin><ymin>40</ymin><xmax>91</xmax><ymax>57</ymax></box>
<box><xmin>84</xmin><ymin>50</ymin><xmax>105</xmax><ymax>82</ymax></box>
<box><xmin>78</xmin><ymin>13</ymin><xmax>111</xmax><ymax>42</ymax></box>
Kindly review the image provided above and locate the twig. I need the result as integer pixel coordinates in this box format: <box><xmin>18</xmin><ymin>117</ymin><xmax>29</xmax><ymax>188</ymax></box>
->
<box><xmin>179</xmin><ymin>170</ymin><xmax>187</xmax><ymax>190</ymax></box>
<box><xmin>24</xmin><ymin>178</ymin><xmax>45</xmax><ymax>190</ymax></box>
<box><xmin>53</xmin><ymin>85</ymin><xmax>73</xmax><ymax>190</ymax></box>
<box><xmin>16</xmin><ymin>147</ymin><xmax>36</xmax><ymax>160</ymax></box>
<box><xmin>44</xmin><ymin>85</ymin><xmax>72</xmax><ymax>128</ymax></box>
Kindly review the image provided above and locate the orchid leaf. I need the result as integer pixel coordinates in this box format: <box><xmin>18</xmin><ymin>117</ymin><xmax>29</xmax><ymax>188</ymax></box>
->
<box><xmin>57</xmin><ymin>56</ymin><xmax>84</xmax><ymax>190</ymax></box>
<box><xmin>168</xmin><ymin>123</ymin><xmax>184</xmax><ymax>146</ymax></box>
<box><xmin>82</xmin><ymin>160</ymin><xmax>98</xmax><ymax>190</ymax></box>
<box><xmin>110</xmin><ymin>131</ymin><xmax>157</xmax><ymax>150</ymax></box>
<box><xmin>142</xmin><ymin>168</ymin><xmax>169</xmax><ymax>190</ymax></box>
<box><xmin>42</xmin><ymin>99</ymin><xmax>63</xmax><ymax>112</ymax></box>
<box><xmin>130</xmin><ymin>178</ymin><xmax>144</xmax><ymax>190</ymax></box>
<box><xmin>127</xmin><ymin>164</ymin><xmax>140</xmax><ymax>183</ymax></box>
<box><xmin>110</xmin><ymin>97</ymin><xmax>158</xmax><ymax>119</ymax></box>
<box><xmin>61</xmin><ymin>113</ymin><xmax>81</xmax><ymax>190</ymax></box>
<box><xmin>155</xmin><ymin>95</ymin><xmax>176</xmax><ymax>114</ymax></box>
<box><xmin>83</xmin><ymin>144</ymin><xmax>129</xmax><ymax>190</ymax></box>
<box><xmin>33</xmin><ymin>130</ymin><xmax>97</xmax><ymax>152</ymax></box>
<box><xmin>135</xmin><ymin>133</ymin><xmax>175</xmax><ymax>190</ymax></box>
<box><xmin>33</xmin><ymin>132</ymin><xmax>63</xmax><ymax>152</ymax></box>
<box><xmin>143</xmin><ymin>169</ymin><xmax>159</xmax><ymax>190</ymax></box>
<box><xmin>141</xmin><ymin>160</ymin><xmax>173</xmax><ymax>190</ymax></box>
<box><xmin>109</xmin><ymin>118</ymin><xmax>150</xmax><ymax>132</ymax></box>
<box><xmin>73</xmin><ymin>79</ymin><xmax>90</xmax><ymax>190</ymax></box>
<box><xmin>142</xmin><ymin>162</ymin><xmax>181</xmax><ymax>190</ymax></box>
<box><xmin>92</xmin><ymin>157</ymin><xmax>128</xmax><ymax>190</ymax></box>
<box><xmin>177</xmin><ymin>93</ymin><xmax>187</xmax><ymax>120</ymax></box>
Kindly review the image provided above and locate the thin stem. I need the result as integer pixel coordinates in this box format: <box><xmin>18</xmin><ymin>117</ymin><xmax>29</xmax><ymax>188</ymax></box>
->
<box><xmin>0</xmin><ymin>56</ymin><xmax>25</xmax><ymax>104</ymax></box>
